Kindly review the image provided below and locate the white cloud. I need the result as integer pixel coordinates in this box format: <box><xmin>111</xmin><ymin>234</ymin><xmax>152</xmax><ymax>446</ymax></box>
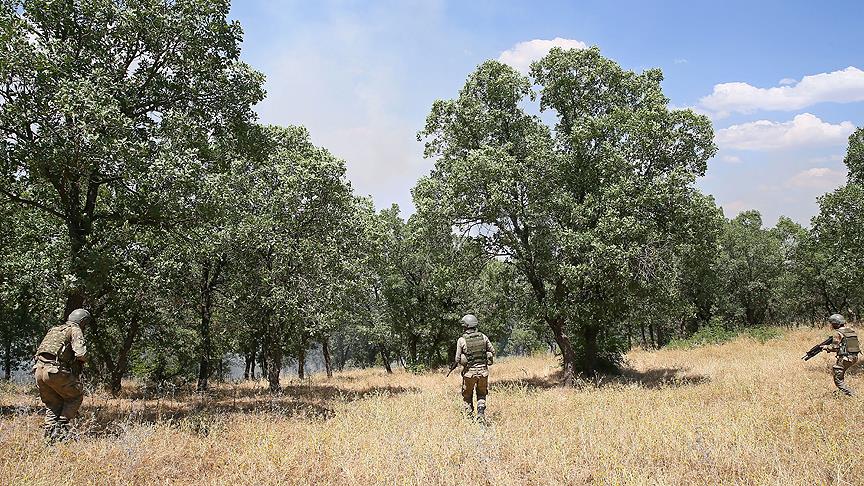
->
<box><xmin>720</xmin><ymin>155</ymin><xmax>742</xmax><ymax>164</ymax></box>
<box><xmin>674</xmin><ymin>58</ymin><xmax>688</xmax><ymax>64</ymax></box>
<box><xmin>498</xmin><ymin>37</ymin><xmax>588</xmax><ymax>73</ymax></box>
<box><xmin>807</xmin><ymin>154</ymin><xmax>844</xmax><ymax>164</ymax></box>
<box><xmin>700</xmin><ymin>66</ymin><xmax>864</xmax><ymax>115</ymax></box>
<box><xmin>784</xmin><ymin>167</ymin><xmax>847</xmax><ymax>189</ymax></box>
<box><xmin>245</xmin><ymin>1</ymin><xmax>449</xmax><ymax>212</ymax></box>
<box><xmin>715</xmin><ymin>113</ymin><xmax>856</xmax><ymax>151</ymax></box>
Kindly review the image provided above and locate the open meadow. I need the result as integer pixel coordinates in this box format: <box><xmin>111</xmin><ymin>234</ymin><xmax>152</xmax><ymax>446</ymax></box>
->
<box><xmin>1</xmin><ymin>327</ymin><xmax>862</xmax><ymax>485</ymax></box>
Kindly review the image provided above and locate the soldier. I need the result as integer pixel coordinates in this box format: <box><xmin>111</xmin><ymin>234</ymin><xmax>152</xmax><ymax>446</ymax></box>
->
<box><xmin>33</xmin><ymin>308</ymin><xmax>90</xmax><ymax>443</ymax></box>
<box><xmin>821</xmin><ymin>314</ymin><xmax>859</xmax><ymax>396</ymax></box>
<box><xmin>452</xmin><ymin>314</ymin><xmax>494</xmax><ymax>420</ymax></box>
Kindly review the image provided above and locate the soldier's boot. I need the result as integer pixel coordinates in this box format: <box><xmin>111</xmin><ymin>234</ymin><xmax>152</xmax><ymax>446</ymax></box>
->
<box><xmin>476</xmin><ymin>405</ymin><xmax>487</xmax><ymax>424</ymax></box>
<box><xmin>43</xmin><ymin>425</ymin><xmax>57</xmax><ymax>445</ymax></box>
<box><xmin>53</xmin><ymin>417</ymin><xmax>71</xmax><ymax>442</ymax></box>
<box><xmin>43</xmin><ymin>408</ymin><xmax>59</xmax><ymax>445</ymax></box>
<box><xmin>462</xmin><ymin>401</ymin><xmax>474</xmax><ymax>419</ymax></box>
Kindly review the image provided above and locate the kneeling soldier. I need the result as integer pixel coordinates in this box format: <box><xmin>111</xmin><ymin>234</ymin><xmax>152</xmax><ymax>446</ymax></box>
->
<box><xmin>453</xmin><ymin>314</ymin><xmax>494</xmax><ymax>420</ymax></box>
<box><xmin>34</xmin><ymin>309</ymin><xmax>90</xmax><ymax>443</ymax></box>
<box><xmin>822</xmin><ymin>314</ymin><xmax>859</xmax><ymax>397</ymax></box>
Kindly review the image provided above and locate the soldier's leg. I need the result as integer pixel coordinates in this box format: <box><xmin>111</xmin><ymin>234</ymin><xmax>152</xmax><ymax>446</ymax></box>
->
<box><xmin>461</xmin><ymin>376</ymin><xmax>477</xmax><ymax>415</ymax></box>
<box><xmin>52</xmin><ymin>372</ymin><xmax>84</xmax><ymax>440</ymax></box>
<box><xmin>34</xmin><ymin>365</ymin><xmax>63</xmax><ymax>441</ymax></box>
<box><xmin>56</xmin><ymin>376</ymin><xmax>84</xmax><ymax>420</ymax></box>
<box><xmin>475</xmin><ymin>375</ymin><xmax>489</xmax><ymax>419</ymax></box>
<box><xmin>833</xmin><ymin>359</ymin><xmax>855</xmax><ymax>397</ymax></box>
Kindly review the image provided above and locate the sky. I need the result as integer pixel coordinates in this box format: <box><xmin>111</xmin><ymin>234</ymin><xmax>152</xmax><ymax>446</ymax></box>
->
<box><xmin>229</xmin><ymin>0</ymin><xmax>864</xmax><ymax>226</ymax></box>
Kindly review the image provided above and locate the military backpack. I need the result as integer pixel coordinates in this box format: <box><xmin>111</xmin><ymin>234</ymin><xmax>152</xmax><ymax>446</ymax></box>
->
<box><xmin>838</xmin><ymin>327</ymin><xmax>860</xmax><ymax>356</ymax></box>
<box><xmin>36</xmin><ymin>324</ymin><xmax>72</xmax><ymax>365</ymax></box>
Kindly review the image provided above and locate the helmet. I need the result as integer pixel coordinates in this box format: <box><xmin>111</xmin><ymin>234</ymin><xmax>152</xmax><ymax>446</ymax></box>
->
<box><xmin>67</xmin><ymin>309</ymin><xmax>92</xmax><ymax>326</ymax></box>
<box><xmin>460</xmin><ymin>314</ymin><xmax>478</xmax><ymax>329</ymax></box>
<box><xmin>828</xmin><ymin>314</ymin><xmax>846</xmax><ymax>328</ymax></box>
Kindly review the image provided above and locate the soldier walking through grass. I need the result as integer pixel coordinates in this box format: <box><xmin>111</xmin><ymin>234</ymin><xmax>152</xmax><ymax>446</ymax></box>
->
<box><xmin>452</xmin><ymin>314</ymin><xmax>494</xmax><ymax>420</ymax></box>
<box><xmin>821</xmin><ymin>314</ymin><xmax>860</xmax><ymax>397</ymax></box>
<box><xmin>33</xmin><ymin>309</ymin><xmax>90</xmax><ymax>443</ymax></box>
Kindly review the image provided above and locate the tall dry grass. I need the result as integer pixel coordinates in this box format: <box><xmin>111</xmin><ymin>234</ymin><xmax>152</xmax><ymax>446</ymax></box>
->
<box><xmin>1</xmin><ymin>328</ymin><xmax>862</xmax><ymax>485</ymax></box>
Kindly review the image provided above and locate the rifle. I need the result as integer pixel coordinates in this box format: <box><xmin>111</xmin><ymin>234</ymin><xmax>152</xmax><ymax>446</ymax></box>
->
<box><xmin>446</xmin><ymin>362</ymin><xmax>458</xmax><ymax>377</ymax></box>
<box><xmin>802</xmin><ymin>336</ymin><xmax>834</xmax><ymax>361</ymax></box>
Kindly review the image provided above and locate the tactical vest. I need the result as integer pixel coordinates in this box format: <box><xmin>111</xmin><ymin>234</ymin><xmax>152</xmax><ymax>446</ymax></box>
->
<box><xmin>464</xmin><ymin>331</ymin><xmax>487</xmax><ymax>366</ymax></box>
<box><xmin>838</xmin><ymin>327</ymin><xmax>860</xmax><ymax>356</ymax></box>
<box><xmin>36</xmin><ymin>324</ymin><xmax>72</xmax><ymax>365</ymax></box>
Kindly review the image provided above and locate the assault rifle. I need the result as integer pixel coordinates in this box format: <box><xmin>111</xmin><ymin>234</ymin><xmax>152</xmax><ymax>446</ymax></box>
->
<box><xmin>446</xmin><ymin>362</ymin><xmax>458</xmax><ymax>377</ymax></box>
<box><xmin>801</xmin><ymin>336</ymin><xmax>834</xmax><ymax>361</ymax></box>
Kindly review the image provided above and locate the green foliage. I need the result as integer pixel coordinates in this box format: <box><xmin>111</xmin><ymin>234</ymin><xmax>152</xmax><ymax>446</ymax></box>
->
<box><xmin>417</xmin><ymin>47</ymin><xmax>716</xmax><ymax>379</ymax></box>
<box><xmin>404</xmin><ymin>363</ymin><xmax>428</xmax><ymax>374</ymax></box>
<box><xmin>0</xmin><ymin>1</ymin><xmax>861</xmax><ymax>390</ymax></box>
<box><xmin>666</xmin><ymin>323</ymin><xmax>782</xmax><ymax>349</ymax></box>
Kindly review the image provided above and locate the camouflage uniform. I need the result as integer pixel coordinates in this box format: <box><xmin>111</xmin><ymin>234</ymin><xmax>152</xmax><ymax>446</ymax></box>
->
<box><xmin>33</xmin><ymin>321</ymin><xmax>87</xmax><ymax>442</ymax></box>
<box><xmin>454</xmin><ymin>329</ymin><xmax>494</xmax><ymax>417</ymax></box>
<box><xmin>823</xmin><ymin>325</ymin><xmax>859</xmax><ymax>396</ymax></box>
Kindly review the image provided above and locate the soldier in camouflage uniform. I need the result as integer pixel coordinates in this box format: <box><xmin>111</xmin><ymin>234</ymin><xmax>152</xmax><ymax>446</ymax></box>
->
<box><xmin>453</xmin><ymin>314</ymin><xmax>494</xmax><ymax>420</ymax></box>
<box><xmin>821</xmin><ymin>314</ymin><xmax>860</xmax><ymax>396</ymax></box>
<box><xmin>33</xmin><ymin>309</ymin><xmax>90</xmax><ymax>443</ymax></box>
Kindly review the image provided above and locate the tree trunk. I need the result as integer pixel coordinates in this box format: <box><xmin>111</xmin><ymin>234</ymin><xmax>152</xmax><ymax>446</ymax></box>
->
<box><xmin>109</xmin><ymin>314</ymin><xmax>141</xmax><ymax>396</ymax></box>
<box><xmin>580</xmin><ymin>324</ymin><xmax>600</xmax><ymax>376</ymax></box>
<box><xmin>197</xmin><ymin>263</ymin><xmax>213</xmax><ymax>393</ymax></box>
<box><xmin>259</xmin><ymin>342</ymin><xmax>268</xmax><ymax>381</ymax></box>
<box><xmin>639</xmin><ymin>321</ymin><xmax>647</xmax><ymax>348</ymax></box>
<box><xmin>321</xmin><ymin>338</ymin><xmax>333</xmax><ymax>378</ymax></box>
<box><xmin>265</xmin><ymin>312</ymin><xmax>281</xmax><ymax>392</ymax></box>
<box><xmin>380</xmin><ymin>347</ymin><xmax>393</xmax><ymax>374</ymax></box>
<box><xmin>547</xmin><ymin>316</ymin><xmax>577</xmax><ymax>386</ymax></box>
<box><xmin>3</xmin><ymin>338</ymin><xmax>10</xmax><ymax>381</ymax></box>
<box><xmin>408</xmin><ymin>336</ymin><xmax>418</xmax><ymax>365</ymax></box>
<box><xmin>63</xmin><ymin>219</ymin><xmax>89</xmax><ymax>319</ymax></box>
<box><xmin>244</xmin><ymin>352</ymin><xmax>255</xmax><ymax>380</ymax></box>
<box><xmin>297</xmin><ymin>345</ymin><xmax>306</xmax><ymax>380</ymax></box>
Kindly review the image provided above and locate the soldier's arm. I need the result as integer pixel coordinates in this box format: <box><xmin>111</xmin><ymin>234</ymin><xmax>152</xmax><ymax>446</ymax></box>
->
<box><xmin>69</xmin><ymin>326</ymin><xmax>88</xmax><ymax>361</ymax></box>
<box><xmin>485</xmin><ymin>334</ymin><xmax>495</xmax><ymax>356</ymax></box>
<box><xmin>454</xmin><ymin>337</ymin><xmax>465</xmax><ymax>366</ymax></box>
<box><xmin>822</xmin><ymin>332</ymin><xmax>841</xmax><ymax>353</ymax></box>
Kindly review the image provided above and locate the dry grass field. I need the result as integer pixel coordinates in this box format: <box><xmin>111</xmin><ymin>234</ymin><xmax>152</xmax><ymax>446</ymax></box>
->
<box><xmin>1</xmin><ymin>327</ymin><xmax>862</xmax><ymax>485</ymax></box>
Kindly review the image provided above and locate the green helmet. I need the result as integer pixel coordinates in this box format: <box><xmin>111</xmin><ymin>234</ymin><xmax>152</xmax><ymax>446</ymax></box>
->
<box><xmin>461</xmin><ymin>314</ymin><xmax>478</xmax><ymax>329</ymax></box>
<box><xmin>828</xmin><ymin>314</ymin><xmax>846</xmax><ymax>327</ymax></box>
<box><xmin>67</xmin><ymin>308</ymin><xmax>92</xmax><ymax>327</ymax></box>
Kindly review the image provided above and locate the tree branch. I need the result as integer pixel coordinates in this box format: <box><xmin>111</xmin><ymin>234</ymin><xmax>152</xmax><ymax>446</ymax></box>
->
<box><xmin>0</xmin><ymin>188</ymin><xmax>64</xmax><ymax>219</ymax></box>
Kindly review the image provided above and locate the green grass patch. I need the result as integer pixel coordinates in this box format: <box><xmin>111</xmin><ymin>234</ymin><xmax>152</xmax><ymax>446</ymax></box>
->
<box><xmin>666</xmin><ymin>324</ymin><xmax>783</xmax><ymax>349</ymax></box>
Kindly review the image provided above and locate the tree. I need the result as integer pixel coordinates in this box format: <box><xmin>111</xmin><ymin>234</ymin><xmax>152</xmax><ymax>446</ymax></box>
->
<box><xmin>0</xmin><ymin>0</ymin><xmax>264</xmax><ymax>319</ymax></box>
<box><xmin>417</xmin><ymin>48</ymin><xmax>715</xmax><ymax>382</ymax></box>
<box><xmin>715</xmin><ymin>211</ymin><xmax>784</xmax><ymax>326</ymax></box>
<box><xmin>810</xmin><ymin>128</ymin><xmax>864</xmax><ymax>319</ymax></box>
<box><xmin>0</xmin><ymin>201</ymin><xmax>62</xmax><ymax>379</ymax></box>
<box><xmin>229</xmin><ymin>125</ymin><xmax>356</xmax><ymax>392</ymax></box>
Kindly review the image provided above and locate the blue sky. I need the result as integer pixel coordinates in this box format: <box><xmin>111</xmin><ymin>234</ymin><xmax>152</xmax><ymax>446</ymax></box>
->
<box><xmin>229</xmin><ymin>0</ymin><xmax>864</xmax><ymax>226</ymax></box>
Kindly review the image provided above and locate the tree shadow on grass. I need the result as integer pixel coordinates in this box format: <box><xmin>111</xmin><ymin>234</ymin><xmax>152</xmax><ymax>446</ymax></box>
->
<box><xmin>118</xmin><ymin>383</ymin><xmax>418</xmax><ymax>402</ymax></box>
<box><xmin>76</xmin><ymin>397</ymin><xmax>337</xmax><ymax>438</ymax></box>
<box><xmin>616</xmin><ymin>367</ymin><xmax>709</xmax><ymax>389</ymax></box>
<box><xmin>491</xmin><ymin>373</ymin><xmax>563</xmax><ymax>392</ymax></box>
<box><xmin>490</xmin><ymin>366</ymin><xmax>708</xmax><ymax>391</ymax></box>
<box><xmin>70</xmin><ymin>382</ymin><xmax>420</xmax><ymax>438</ymax></box>
<box><xmin>2</xmin><ymin>382</ymin><xmax>419</xmax><ymax>441</ymax></box>
<box><xmin>0</xmin><ymin>404</ymin><xmax>42</xmax><ymax>417</ymax></box>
